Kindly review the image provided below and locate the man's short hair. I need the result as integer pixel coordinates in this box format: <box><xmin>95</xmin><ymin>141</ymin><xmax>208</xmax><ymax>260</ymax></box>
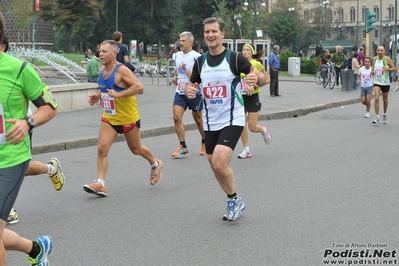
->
<box><xmin>179</xmin><ymin>31</ymin><xmax>194</xmax><ymax>43</ymax></box>
<box><xmin>113</xmin><ymin>31</ymin><xmax>122</xmax><ymax>42</ymax></box>
<box><xmin>359</xmin><ymin>47</ymin><xmax>364</xmax><ymax>51</ymax></box>
<box><xmin>101</xmin><ymin>40</ymin><xmax>118</xmax><ymax>52</ymax></box>
<box><xmin>203</xmin><ymin>17</ymin><xmax>226</xmax><ymax>33</ymax></box>
<box><xmin>0</xmin><ymin>11</ymin><xmax>4</xmax><ymax>42</ymax></box>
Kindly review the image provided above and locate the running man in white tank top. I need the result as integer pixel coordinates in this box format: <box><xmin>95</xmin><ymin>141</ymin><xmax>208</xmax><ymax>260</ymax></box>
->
<box><xmin>185</xmin><ymin>17</ymin><xmax>268</xmax><ymax>222</ymax></box>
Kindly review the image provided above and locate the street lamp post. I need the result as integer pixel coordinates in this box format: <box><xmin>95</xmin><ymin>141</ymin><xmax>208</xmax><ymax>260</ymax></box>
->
<box><xmin>234</xmin><ymin>14</ymin><xmax>243</xmax><ymax>39</ymax></box>
<box><xmin>333</xmin><ymin>20</ymin><xmax>341</xmax><ymax>39</ymax></box>
<box><xmin>382</xmin><ymin>19</ymin><xmax>391</xmax><ymax>48</ymax></box>
<box><xmin>383</xmin><ymin>19</ymin><xmax>391</xmax><ymax>35</ymax></box>
<box><xmin>244</xmin><ymin>1</ymin><xmax>266</xmax><ymax>40</ymax></box>
<box><xmin>288</xmin><ymin>3</ymin><xmax>295</xmax><ymax>51</ymax></box>
<box><xmin>323</xmin><ymin>0</ymin><xmax>330</xmax><ymax>40</ymax></box>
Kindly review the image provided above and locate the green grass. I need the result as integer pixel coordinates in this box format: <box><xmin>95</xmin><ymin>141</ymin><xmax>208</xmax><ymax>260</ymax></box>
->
<box><xmin>27</xmin><ymin>52</ymin><xmax>84</xmax><ymax>66</ymax></box>
<box><xmin>63</xmin><ymin>53</ymin><xmax>85</xmax><ymax>65</ymax></box>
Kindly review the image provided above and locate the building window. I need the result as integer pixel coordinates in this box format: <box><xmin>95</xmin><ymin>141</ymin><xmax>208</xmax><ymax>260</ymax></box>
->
<box><xmin>362</xmin><ymin>7</ymin><xmax>366</xmax><ymax>22</ymax></box>
<box><xmin>304</xmin><ymin>10</ymin><xmax>310</xmax><ymax>22</ymax></box>
<box><xmin>374</xmin><ymin>6</ymin><xmax>379</xmax><ymax>21</ymax></box>
<box><xmin>350</xmin><ymin>7</ymin><xmax>356</xmax><ymax>22</ymax></box>
<box><xmin>374</xmin><ymin>30</ymin><xmax>378</xmax><ymax>38</ymax></box>
<box><xmin>388</xmin><ymin>6</ymin><xmax>394</xmax><ymax>20</ymax></box>
<box><xmin>338</xmin><ymin>8</ymin><xmax>344</xmax><ymax>22</ymax></box>
<box><xmin>363</xmin><ymin>30</ymin><xmax>366</xmax><ymax>38</ymax></box>
<box><xmin>350</xmin><ymin>30</ymin><xmax>355</xmax><ymax>37</ymax></box>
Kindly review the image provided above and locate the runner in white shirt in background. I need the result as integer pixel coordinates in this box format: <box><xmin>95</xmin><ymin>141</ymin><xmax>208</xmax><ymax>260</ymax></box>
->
<box><xmin>357</xmin><ymin>57</ymin><xmax>373</xmax><ymax>118</ymax></box>
<box><xmin>170</xmin><ymin>31</ymin><xmax>205</xmax><ymax>158</ymax></box>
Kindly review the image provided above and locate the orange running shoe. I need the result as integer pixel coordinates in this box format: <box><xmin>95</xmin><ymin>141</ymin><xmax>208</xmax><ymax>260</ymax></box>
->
<box><xmin>171</xmin><ymin>145</ymin><xmax>188</xmax><ymax>158</ymax></box>
<box><xmin>83</xmin><ymin>180</ymin><xmax>107</xmax><ymax>196</ymax></box>
<box><xmin>150</xmin><ymin>159</ymin><xmax>163</xmax><ymax>185</ymax></box>
<box><xmin>200</xmin><ymin>143</ymin><xmax>206</xmax><ymax>155</ymax></box>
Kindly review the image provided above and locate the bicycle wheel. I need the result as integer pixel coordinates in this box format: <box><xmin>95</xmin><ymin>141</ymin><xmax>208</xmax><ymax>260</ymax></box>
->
<box><xmin>150</xmin><ymin>68</ymin><xmax>158</xmax><ymax>77</ymax></box>
<box><xmin>323</xmin><ymin>73</ymin><xmax>329</xmax><ymax>88</ymax></box>
<box><xmin>138</xmin><ymin>67</ymin><xmax>146</xmax><ymax>76</ymax></box>
<box><xmin>329</xmin><ymin>71</ymin><xmax>336</xmax><ymax>90</ymax></box>
<box><xmin>314</xmin><ymin>70</ymin><xmax>322</xmax><ymax>85</ymax></box>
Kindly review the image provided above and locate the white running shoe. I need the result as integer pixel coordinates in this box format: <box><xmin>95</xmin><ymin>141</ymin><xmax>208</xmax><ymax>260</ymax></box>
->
<box><xmin>261</xmin><ymin>126</ymin><xmax>272</xmax><ymax>145</ymax></box>
<box><xmin>238</xmin><ymin>149</ymin><xmax>252</xmax><ymax>159</ymax></box>
<box><xmin>383</xmin><ymin>114</ymin><xmax>388</xmax><ymax>124</ymax></box>
<box><xmin>223</xmin><ymin>195</ymin><xmax>246</xmax><ymax>221</ymax></box>
<box><xmin>365</xmin><ymin>112</ymin><xmax>370</xmax><ymax>118</ymax></box>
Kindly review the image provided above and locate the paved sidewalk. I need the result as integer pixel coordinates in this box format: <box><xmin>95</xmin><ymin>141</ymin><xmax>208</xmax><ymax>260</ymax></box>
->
<box><xmin>32</xmin><ymin>75</ymin><xmax>362</xmax><ymax>154</ymax></box>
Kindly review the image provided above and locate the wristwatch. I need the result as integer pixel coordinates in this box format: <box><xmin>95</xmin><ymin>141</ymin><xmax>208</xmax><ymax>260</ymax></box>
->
<box><xmin>24</xmin><ymin>116</ymin><xmax>35</xmax><ymax>130</ymax></box>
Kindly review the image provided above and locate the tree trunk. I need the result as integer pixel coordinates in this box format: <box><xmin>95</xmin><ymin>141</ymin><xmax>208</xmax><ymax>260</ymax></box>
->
<box><xmin>65</xmin><ymin>24</ymin><xmax>73</xmax><ymax>53</ymax></box>
<box><xmin>157</xmin><ymin>38</ymin><xmax>162</xmax><ymax>58</ymax></box>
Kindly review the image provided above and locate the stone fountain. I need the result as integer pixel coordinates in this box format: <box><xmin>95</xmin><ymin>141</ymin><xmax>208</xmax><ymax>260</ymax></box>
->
<box><xmin>9</xmin><ymin>46</ymin><xmax>98</xmax><ymax>111</ymax></box>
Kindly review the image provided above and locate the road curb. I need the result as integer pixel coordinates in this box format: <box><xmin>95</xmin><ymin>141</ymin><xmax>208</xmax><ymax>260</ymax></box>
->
<box><xmin>31</xmin><ymin>98</ymin><xmax>359</xmax><ymax>155</ymax></box>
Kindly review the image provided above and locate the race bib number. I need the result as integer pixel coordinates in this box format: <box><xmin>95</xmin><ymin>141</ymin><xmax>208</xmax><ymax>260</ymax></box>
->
<box><xmin>0</xmin><ymin>103</ymin><xmax>5</xmax><ymax>144</ymax></box>
<box><xmin>101</xmin><ymin>93</ymin><xmax>116</xmax><ymax>115</ymax></box>
<box><xmin>240</xmin><ymin>80</ymin><xmax>249</xmax><ymax>94</ymax></box>
<box><xmin>202</xmin><ymin>85</ymin><xmax>227</xmax><ymax>99</ymax></box>
<box><xmin>177</xmin><ymin>79</ymin><xmax>187</xmax><ymax>95</ymax></box>
<box><xmin>375</xmin><ymin>69</ymin><xmax>384</xmax><ymax>78</ymax></box>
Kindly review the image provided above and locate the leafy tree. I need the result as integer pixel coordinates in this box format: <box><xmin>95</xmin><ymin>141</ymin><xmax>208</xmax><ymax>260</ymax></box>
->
<box><xmin>268</xmin><ymin>15</ymin><xmax>303</xmax><ymax>50</ymax></box>
<box><xmin>181</xmin><ymin>0</ymin><xmax>242</xmax><ymax>50</ymax></box>
<box><xmin>39</xmin><ymin>0</ymin><xmax>103</xmax><ymax>52</ymax></box>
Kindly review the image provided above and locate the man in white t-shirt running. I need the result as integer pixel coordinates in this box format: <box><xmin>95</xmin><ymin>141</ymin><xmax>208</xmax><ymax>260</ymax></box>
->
<box><xmin>357</xmin><ymin>57</ymin><xmax>373</xmax><ymax>118</ymax></box>
<box><xmin>171</xmin><ymin>31</ymin><xmax>205</xmax><ymax>158</ymax></box>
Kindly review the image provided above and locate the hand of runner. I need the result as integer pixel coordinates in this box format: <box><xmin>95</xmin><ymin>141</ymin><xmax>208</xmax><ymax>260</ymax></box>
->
<box><xmin>185</xmin><ymin>82</ymin><xmax>199</xmax><ymax>99</ymax></box>
<box><xmin>243</xmin><ymin>67</ymin><xmax>258</xmax><ymax>87</ymax></box>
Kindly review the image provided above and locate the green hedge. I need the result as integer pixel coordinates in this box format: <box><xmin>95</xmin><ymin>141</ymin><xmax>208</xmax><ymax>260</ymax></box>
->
<box><xmin>278</xmin><ymin>50</ymin><xmax>318</xmax><ymax>74</ymax></box>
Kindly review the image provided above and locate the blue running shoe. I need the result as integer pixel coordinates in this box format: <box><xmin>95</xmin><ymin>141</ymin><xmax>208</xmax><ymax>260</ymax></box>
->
<box><xmin>223</xmin><ymin>195</ymin><xmax>246</xmax><ymax>221</ymax></box>
<box><xmin>26</xmin><ymin>235</ymin><xmax>53</xmax><ymax>266</ymax></box>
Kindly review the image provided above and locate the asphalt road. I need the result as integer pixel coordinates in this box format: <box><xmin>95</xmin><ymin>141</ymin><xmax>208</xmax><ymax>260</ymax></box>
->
<box><xmin>6</xmin><ymin>92</ymin><xmax>399</xmax><ymax>265</ymax></box>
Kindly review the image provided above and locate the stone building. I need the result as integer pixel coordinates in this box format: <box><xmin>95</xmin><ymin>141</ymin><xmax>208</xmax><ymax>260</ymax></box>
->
<box><xmin>1</xmin><ymin>0</ymin><xmax>53</xmax><ymax>49</ymax></box>
<box><xmin>289</xmin><ymin>0</ymin><xmax>396</xmax><ymax>50</ymax></box>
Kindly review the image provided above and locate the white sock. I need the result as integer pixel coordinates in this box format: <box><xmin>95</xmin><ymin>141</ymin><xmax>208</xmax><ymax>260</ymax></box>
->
<box><xmin>244</xmin><ymin>146</ymin><xmax>250</xmax><ymax>152</ymax></box>
<box><xmin>383</xmin><ymin>113</ymin><xmax>387</xmax><ymax>116</ymax></box>
<box><xmin>376</xmin><ymin>115</ymin><xmax>379</xmax><ymax>119</ymax></box>
<box><xmin>97</xmin><ymin>179</ymin><xmax>105</xmax><ymax>186</ymax></box>
<box><xmin>47</xmin><ymin>164</ymin><xmax>55</xmax><ymax>174</ymax></box>
<box><xmin>151</xmin><ymin>161</ymin><xmax>158</xmax><ymax>169</ymax></box>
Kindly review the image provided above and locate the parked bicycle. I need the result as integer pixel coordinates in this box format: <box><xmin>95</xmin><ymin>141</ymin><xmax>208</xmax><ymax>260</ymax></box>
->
<box><xmin>322</xmin><ymin>63</ymin><xmax>336</xmax><ymax>89</ymax></box>
<box><xmin>137</xmin><ymin>59</ymin><xmax>159</xmax><ymax>77</ymax></box>
<box><xmin>315</xmin><ymin>63</ymin><xmax>336</xmax><ymax>89</ymax></box>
